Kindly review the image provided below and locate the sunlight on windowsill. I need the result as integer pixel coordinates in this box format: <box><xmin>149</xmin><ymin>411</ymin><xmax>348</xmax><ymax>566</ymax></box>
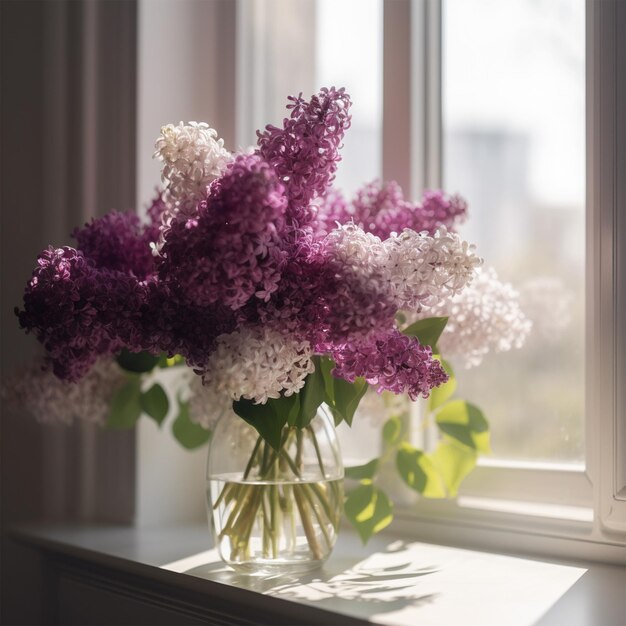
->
<box><xmin>162</xmin><ymin>539</ymin><xmax>586</xmax><ymax>626</ymax></box>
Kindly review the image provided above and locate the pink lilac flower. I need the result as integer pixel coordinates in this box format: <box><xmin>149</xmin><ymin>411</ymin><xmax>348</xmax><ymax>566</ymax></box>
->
<box><xmin>331</xmin><ymin>329</ymin><xmax>448</xmax><ymax>400</ymax></box>
<box><xmin>16</xmin><ymin>247</ymin><xmax>144</xmax><ymax>381</ymax></box>
<box><xmin>257</xmin><ymin>87</ymin><xmax>352</xmax><ymax>228</ymax></box>
<box><xmin>313</xmin><ymin>189</ymin><xmax>350</xmax><ymax>235</ymax></box>
<box><xmin>317</xmin><ymin>180</ymin><xmax>468</xmax><ymax>239</ymax></box>
<box><xmin>158</xmin><ymin>153</ymin><xmax>288</xmax><ymax>310</ymax></box>
<box><xmin>417</xmin><ymin>190</ymin><xmax>467</xmax><ymax>234</ymax></box>
<box><xmin>346</xmin><ymin>180</ymin><xmax>407</xmax><ymax>235</ymax></box>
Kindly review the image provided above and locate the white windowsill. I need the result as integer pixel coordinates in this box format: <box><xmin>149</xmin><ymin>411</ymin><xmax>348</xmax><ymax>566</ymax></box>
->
<box><xmin>456</xmin><ymin>496</ymin><xmax>594</xmax><ymax>523</ymax></box>
<box><xmin>11</xmin><ymin>523</ymin><xmax>626</xmax><ymax>626</ymax></box>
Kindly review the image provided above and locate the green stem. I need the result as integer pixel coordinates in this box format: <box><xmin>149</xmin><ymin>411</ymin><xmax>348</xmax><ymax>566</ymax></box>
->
<box><xmin>270</xmin><ymin>483</ymin><xmax>279</xmax><ymax>558</ymax></box>
<box><xmin>297</xmin><ymin>483</ymin><xmax>332</xmax><ymax>548</ymax></box>
<box><xmin>243</xmin><ymin>436</ymin><xmax>263</xmax><ymax>479</ymax></box>
<box><xmin>261</xmin><ymin>486</ymin><xmax>272</xmax><ymax>558</ymax></box>
<box><xmin>307</xmin><ymin>425</ymin><xmax>326</xmax><ymax>478</ymax></box>
<box><xmin>295</xmin><ymin>428</ymin><xmax>304</xmax><ymax>470</ymax></box>
<box><xmin>293</xmin><ymin>485</ymin><xmax>323</xmax><ymax>560</ymax></box>
<box><xmin>214</xmin><ymin>423</ymin><xmax>340</xmax><ymax>563</ymax></box>
<box><xmin>279</xmin><ymin>449</ymin><xmax>335</xmax><ymax>529</ymax></box>
<box><xmin>220</xmin><ymin>483</ymin><xmax>255</xmax><ymax>539</ymax></box>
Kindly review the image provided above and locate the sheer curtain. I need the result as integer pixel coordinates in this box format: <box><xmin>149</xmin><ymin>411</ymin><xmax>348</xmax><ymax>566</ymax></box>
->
<box><xmin>1</xmin><ymin>0</ymin><xmax>138</xmax><ymax>533</ymax></box>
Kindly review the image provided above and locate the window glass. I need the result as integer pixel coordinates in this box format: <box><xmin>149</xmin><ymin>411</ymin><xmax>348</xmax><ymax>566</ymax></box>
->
<box><xmin>316</xmin><ymin>0</ymin><xmax>383</xmax><ymax>197</ymax></box>
<box><xmin>442</xmin><ymin>0</ymin><xmax>585</xmax><ymax>462</ymax></box>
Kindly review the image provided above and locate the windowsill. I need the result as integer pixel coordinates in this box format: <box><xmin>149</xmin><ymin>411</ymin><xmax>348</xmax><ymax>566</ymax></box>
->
<box><xmin>10</xmin><ymin>523</ymin><xmax>626</xmax><ymax>626</ymax></box>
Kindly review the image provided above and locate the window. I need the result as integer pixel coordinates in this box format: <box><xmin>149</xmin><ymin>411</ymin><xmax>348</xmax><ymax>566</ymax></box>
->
<box><xmin>137</xmin><ymin>0</ymin><xmax>624</xmax><ymax>559</ymax></box>
<box><xmin>236</xmin><ymin>0</ymin><xmax>383</xmax><ymax>198</ymax></box>
<box><xmin>443</xmin><ymin>0</ymin><xmax>586</xmax><ymax>464</ymax></box>
<box><xmin>406</xmin><ymin>0</ymin><xmax>624</xmax><ymax>560</ymax></box>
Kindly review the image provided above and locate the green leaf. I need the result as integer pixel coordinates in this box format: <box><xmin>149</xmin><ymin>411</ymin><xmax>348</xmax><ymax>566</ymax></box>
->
<box><xmin>344</xmin><ymin>483</ymin><xmax>393</xmax><ymax>543</ymax></box>
<box><xmin>319</xmin><ymin>356</ymin><xmax>336</xmax><ymax>401</ymax></box>
<box><xmin>172</xmin><ymin>400</ymin><xmax>211</xmax><ymax>449</ymax></box>
<box><xmin>429</xmin><ymin>359</ymin><xmax>456</xmax><ymax>411</ymax></box>
<box><xmin>232</xmin><ymin>397</ymin><xmax>289</xmax><ymax>451</ymax></box>
<box><xmin>140</xmin><ymin>383</ymin><xmax>169</xmax><ymax>426</ymax></box>
<box><xmin>345</xmin><ymin>458</ymin><xmax>379</xmax><ymax>481</ymax></box>
<box><xmin>435</xmin><ymin>400</ymin><xmax>490</xmax><ymax>453</ymax></box>
<box><xmin>331</xmin><ymin>377</ymin><xmax>369</xmax><ymax>427</ymax></box>
<box><xmin>396</xmin><ymin>443</ymin><xmax>446</xmax><ymax>498</ymax></box>
<box><xmin>116</xmin><ymin>349</ymin><xmax>160</xmax><ymax>374</ymax></box>
<box><xmin>106</xmin><ymin>378</ymin><xmax>142</xmax><ymax>429</ymax></box>
<box><xmin>382</xmin><ymin>415</ymin><xmax>403</xmax><ymax>446</ymax></box>
<box><xmin>286</xmin><ymin>393</ymin><xmax>301</xmax><ymax>428</ymax></box>
<box><xmin>402</xmin><ymin>317</ymin><xmax>449</xmax><ymax>350</ymax></box>
<box><xmin>318</xmin><ymin>356</ymin><xmax>368</xmax><ymax>427</ymax></box>
<box><xmin>429</xmin><ymin>440</ymin><xmax>477</xmax><ymax>496</ymax></box>
<box><xmin>297</xmin><ymin>358</ymin><xmax>326</xmax><ymax>428</ymax></box>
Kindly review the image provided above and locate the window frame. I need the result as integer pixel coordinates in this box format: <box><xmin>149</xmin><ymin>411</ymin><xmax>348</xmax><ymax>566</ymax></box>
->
<box><xmin>234</xmin><ymin>0</ymin><xmax>625</xmax><ymax>562</ymax></box>
<box><xmin>380</xmin><ymin>0</ymin><xmax>624</xmax><ymax>562</ymax></box>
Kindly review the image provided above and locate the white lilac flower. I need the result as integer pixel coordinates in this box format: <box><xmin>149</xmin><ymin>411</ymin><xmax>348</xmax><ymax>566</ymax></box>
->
<box><xmin>383</xmin><ymin>226</ymin><xmax>482</xmax><ymax>311</ymax></box>
<box><xmin>2</xmin><ymin>358</ymin><xmax>126</xmax><ymax>425</ymax></box>
<box><xmin>187</xmin><ymin>373</ymin><xmax>234</xmax><ymax>431</ymax></box>
<box><xmin>154</xmin><ymin>121</ymin><xmax>231</xmax><ymax>217</ymax></box>
<box><xmin>200</xmin><ymin>326</ymin><xmax>315</xmax><ymax>404</ymax></box>
<box><xmin>423</xmin><ymin>266</ymin><xmax>532</xmax><ymax>368</ymax></box>
<box><xmin>324</xmin><ymin>223</ymin><xmax>387</xmax><ymax>288</ymax></box>
<box><xmin>324</xmin><ymin>224</ymin><xmax>480</xmax><ymax>316</ymax></box>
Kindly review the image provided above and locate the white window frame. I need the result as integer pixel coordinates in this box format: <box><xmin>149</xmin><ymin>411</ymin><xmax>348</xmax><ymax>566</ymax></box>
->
<box><xmin>383</xmin><ymin>0</ymin><xmax>625</xmax><ymax>564</ymax></box>
<box><xmin>234</xmin><ymin>0</ymin><xmax>625</xmax><ymax>563</ymax></box>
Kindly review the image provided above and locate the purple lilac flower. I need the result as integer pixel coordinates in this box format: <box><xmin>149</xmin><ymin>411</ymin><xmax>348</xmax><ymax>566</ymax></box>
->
<box><xmin>318</xmin><ymin>181</ymin><xmax>468</xmax><ymax>239</ymax></box>
<box><xmin>15</xmin><ymin>247</ymin><xmax>144</xmax><ymax>381</ymax></box>
<box><xmin>136</xmin><ymin>279</ymin><xmax>237</xmax><ymax>370</ymax></box>
<box><xmin>331</xmin><ymin>329</ymin><xmax>448</xmax><ymax>400</ymax></box>
<box><xmin>158</xmin><ymin>153</ymin><xmax>288</xmax><ymax>311</ymax></box>
<box><xmin>257</xmin><ymin>87</ymin><xmax>352</xmax><ymax>228</ymax></box>
<box><xmin>145</xmin><ymin>189</ymin><xmax>168</xmax><ymax>242</ymax></box>
<box><xmin>72</xmin><ymin>191</ymin><xmax>166</xmax><ymax>280</ymax></box>
<box><xmin>240</xmin><ymin>230</ymin><xmax>396</xmax><ymax>347</ymax></box>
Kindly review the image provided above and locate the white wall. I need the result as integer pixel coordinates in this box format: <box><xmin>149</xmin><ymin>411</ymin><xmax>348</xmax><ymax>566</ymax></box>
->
<box><xmin>135</xmin><ymin>0</ymin><xmax>236</xmax><ymax>527</ymax></box>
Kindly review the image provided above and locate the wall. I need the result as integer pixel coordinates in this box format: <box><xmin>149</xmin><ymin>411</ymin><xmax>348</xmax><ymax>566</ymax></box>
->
<box><xmin>134</xmin><ymin>0</ymin><xmax>237</xmax><ymax>527</ymax></box>
<box><xmin>1</xmin><ymin>1</ymin><xmax>138</xmax><ymax>622</ymax></box>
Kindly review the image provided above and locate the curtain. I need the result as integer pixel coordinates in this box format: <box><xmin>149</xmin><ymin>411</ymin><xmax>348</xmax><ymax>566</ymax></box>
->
<box><xmin>1</xmin><ymin>0</ymin><xmax>138</xmax><ymax>531</ymax></box>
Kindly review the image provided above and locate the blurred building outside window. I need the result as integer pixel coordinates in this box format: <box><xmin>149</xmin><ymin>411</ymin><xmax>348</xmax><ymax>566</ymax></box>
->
<box><xmin>240</xmin><ymin>0</ymin><xmax>586</xmax><ymax>469</ymax></box>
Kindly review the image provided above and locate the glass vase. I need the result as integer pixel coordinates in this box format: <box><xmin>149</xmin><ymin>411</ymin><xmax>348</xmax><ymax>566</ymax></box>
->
<box><xmin>206</xmin><ymin>405</ymin><xmax>344</xmax><ymax>575</ymax></box>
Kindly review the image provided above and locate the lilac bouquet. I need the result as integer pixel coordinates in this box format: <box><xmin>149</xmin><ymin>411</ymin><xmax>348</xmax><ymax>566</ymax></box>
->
<box><xmin>12</xmin><ymin>88</ymin><xmax>530</xmax><ymax>551</ymax></box>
